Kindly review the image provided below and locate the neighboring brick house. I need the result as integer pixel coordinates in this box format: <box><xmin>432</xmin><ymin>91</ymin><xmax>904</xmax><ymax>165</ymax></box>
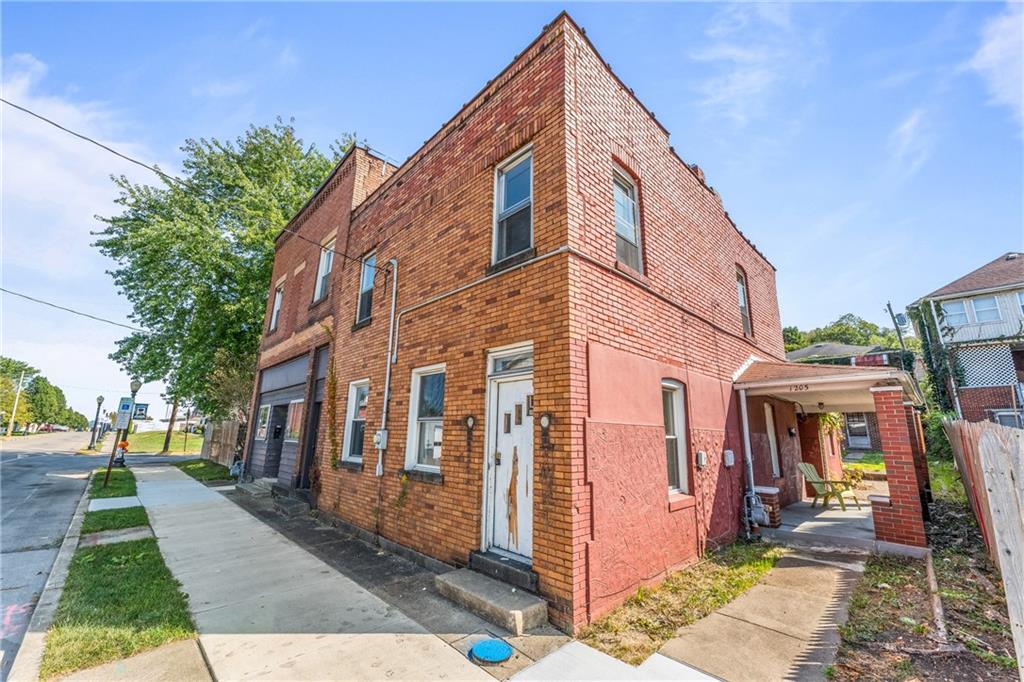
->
<box><xmin>242</xmin><ymin>13</ymin><xmax>926</xmax><ymax>633</ymax></box>
<box><xmin>786</xmin><ymin>342</ymin><xmax>908</xmax><ymax>451</ymax></box>
<box><xmin>911</xmin><ymin>252</ymin><xmax>1024</xmax><ymax>426</ymax></box>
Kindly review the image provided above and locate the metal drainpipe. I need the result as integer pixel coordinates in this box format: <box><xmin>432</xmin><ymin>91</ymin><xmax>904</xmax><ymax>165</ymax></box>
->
<box><xmin>376</xmin><ymin>257</ymin><xmax>399</xmax><ymax>477</ymax></box>
<box><xmin>929</xmin><ymin>298</ymin><xmax>962</xmax><ymax>418</ymax></box>
<box><xmin>739</xmin><ymin>388</ymin><xmax>755</xmax><ymax>538</ymax></box>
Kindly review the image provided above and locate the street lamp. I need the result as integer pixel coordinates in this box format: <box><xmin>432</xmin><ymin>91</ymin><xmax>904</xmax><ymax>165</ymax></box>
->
<box><xmin>88</xmin><ymin>395</ymin><xmax>104</xmax><ymax>450</ymax></box>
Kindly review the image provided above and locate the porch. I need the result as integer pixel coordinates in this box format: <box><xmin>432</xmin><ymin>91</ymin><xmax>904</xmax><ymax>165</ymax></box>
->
<box><xmin>735</xmin><ymin>360</ymin><xmax>928</xmax><ymax>552</ymax></box>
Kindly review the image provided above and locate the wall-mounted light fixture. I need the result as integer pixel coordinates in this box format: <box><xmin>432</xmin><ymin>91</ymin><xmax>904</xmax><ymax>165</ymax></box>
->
<box><xmin>539</xmin><ymin>412</ymin><xmax>554</xmax><ymax>450</ymax></box>
<box><xmin>788</xmin><ymin>426</ymin><xmax>797</xmax><ymax>438</ymax></box>
<box><xmin>464</xmin><ymin>415</ymin><xmax>476</xmax><ymax>447</ymax></box>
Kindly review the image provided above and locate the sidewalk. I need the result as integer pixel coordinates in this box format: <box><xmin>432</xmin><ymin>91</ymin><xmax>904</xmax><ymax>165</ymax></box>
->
<box><xmin>132</xmin><ymin>464</ymin><xmax>492</xmax><ymax>681</ymax></box>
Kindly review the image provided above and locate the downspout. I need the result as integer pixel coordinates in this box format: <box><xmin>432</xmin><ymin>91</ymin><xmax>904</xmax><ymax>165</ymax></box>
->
<box><xmin>929</xmin><ymin>298</ymin><xmax>962</xmax><ymax>418</ymax></box>
<box><xmin>376</xmin><ymin>257</ymin><xmax>399</xmax><ymax>477</ymax></box>
<box><xmin>739</xmin><ymin>388</ymin><xmax>768</xmax><ymax>538</ymax></box>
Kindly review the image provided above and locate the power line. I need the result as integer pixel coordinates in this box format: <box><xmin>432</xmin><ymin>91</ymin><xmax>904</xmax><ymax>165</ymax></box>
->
<box><xmin>1</xmin><ymin>97</ymin><xmax>384</xmax><ymax>273</ymax></box>
<box><xmin>1</xmin><ymin>287</ymin><xmax>149</xmax><ymax>333</ymax></box>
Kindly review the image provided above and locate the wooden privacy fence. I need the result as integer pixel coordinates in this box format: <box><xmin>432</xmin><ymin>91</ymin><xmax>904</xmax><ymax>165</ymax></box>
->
<box><xmin>943</xmin><ymin>419</ymin><xmax>1024</xmax><ymax>677</ymax></box>
<box><xmin>202</xmin><ymin>419</ymin><xmax>242</xmax><ymax>466</ymax></box>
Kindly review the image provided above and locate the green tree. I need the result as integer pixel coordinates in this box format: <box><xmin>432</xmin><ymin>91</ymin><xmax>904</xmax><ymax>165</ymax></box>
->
<box><xmin>783</xmin><ymin>326</ymin><xmax>808</xmax><ymax>353</ymax></box>
<box><xmin>95</xmin><ymin>120</ymin><xmax>351</xmax><ymax>419</ymax></box>
<box><xmin>24</xmin><ymin>376</ymin><xmax>67</xmax><ymax>424</ymax></box>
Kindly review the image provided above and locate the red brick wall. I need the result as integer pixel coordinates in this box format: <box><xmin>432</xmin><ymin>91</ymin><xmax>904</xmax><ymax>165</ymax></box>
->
<box><xmin>870</xmin><ymin>388</ymin><xmax>926</xmax><ymax>547</ymax></box>
<box><xmin>958</xmin><ymin>385</ymin><xmax>1015</xmax><ymax>422</ymax></box>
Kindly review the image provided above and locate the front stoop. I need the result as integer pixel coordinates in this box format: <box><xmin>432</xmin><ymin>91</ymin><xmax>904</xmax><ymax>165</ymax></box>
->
<box><xmin>435</xmin><ymin>568</ymin><xmax>547</xmax><ymax>636</ymax></box>
<box><xmin>235</xmin><ymin>478</ymin><xmax>274</xmax><ymax>498</ymax></box>
<box><xmin>469</xmin><ymin>550</ymin><xmax>539</xmax><ymax>592</ymax></box>
<box><xmin>273</xmin><ymin>496</ymin><xmax>310</xmax><ymax>517</ymax></box>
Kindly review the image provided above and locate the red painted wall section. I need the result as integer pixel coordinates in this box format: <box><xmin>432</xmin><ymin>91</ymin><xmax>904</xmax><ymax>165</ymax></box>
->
<box><xmin>582</xmin><ymin>342</ymin><xmax>744</xmax><ymax>622</ymax></box>
<box><xmin>797</xmin><ymin>415</ymin><xmax>844</xmax><ymax>498</ymax></box>
<box><xmin>746</xmin><ymin>396</ymin><xmax>803</xmax><ymax>506</ymax></box>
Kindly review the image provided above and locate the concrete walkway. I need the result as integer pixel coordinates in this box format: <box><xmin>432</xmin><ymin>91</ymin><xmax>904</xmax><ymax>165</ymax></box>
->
<box><xmin>133</xmin><ymin>464</ymin><xmax>491</xmax><ymax>681</ymax></box>
<box><xmin>658</xmin><ymin>551</ymin><xmax>864</xmax><ymax>681</ymax></box>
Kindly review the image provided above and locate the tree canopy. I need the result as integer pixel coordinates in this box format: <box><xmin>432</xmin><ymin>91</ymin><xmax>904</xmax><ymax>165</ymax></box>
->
<box><xmin>94</xmin><ymin>120</ymin><xmax>351</xmax><ymax>420</ymax></box>
<box><xmin>1</xmin><ymin>356</ymin><xmax>88</xmax><ymax>429</ymax></box>
<box><xmin>784</xmin><ymin>313</ymin><xmax>920</xmax><ymax>354</ymax></box>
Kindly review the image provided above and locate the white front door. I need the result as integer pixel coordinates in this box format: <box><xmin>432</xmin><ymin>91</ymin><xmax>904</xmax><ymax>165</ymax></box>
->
<box><xmin>486</xmin><ymin>376</ymin><xmax>534</xmax><ymax>561</ymax></box>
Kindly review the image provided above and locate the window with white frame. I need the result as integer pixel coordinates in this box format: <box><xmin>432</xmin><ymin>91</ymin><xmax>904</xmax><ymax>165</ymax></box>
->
<box><xmin>406</xmin><ymin>364</ymin><xmax>446</xmax><ymax>471</ymax></box>
<box><xmin>255</xmin><ymin>405</ymin><xmax>271</xmax><ymax>440</ymax></box>
<box><xmin>942</xmin><ymin>300</ymin><xmax>968</xmax><ymax>327</ymax></box>
<box><xmin>613</xmin><ymin>169</ymin><xmax>642</xmax><ymax>272</ymax></box>
<box><xmin>342</xmin><ymin>379</ymin><xmax>369</xmax><ymax>461</ymax></box>
<box><xmin>269</xmin><ymin>286</ymin><xmax>283</xmax><ymax>331</ymax></box>
<box><xmin>356</xmin><ymin>252</ymin><xmax>376</xmax><ymax>323</ymax></box>
<box><xmin>313</xmin><ymin>240</ymin><xmax>335</xmax><ymax>302</ymax></box>
<box><xmin>494</xmin><ymin>150</ymin><xmax>532</xmax><ymax>263</ymax></box>
<box><xmin>661</xmin><ymin>381</ymin><xmax>689</xmax><ymax>494</ymax></box>
<box><xmin>736</xmin><ymin>267</ymin><xmax>752</xmax><ymax>336</ymax></box>
<box><xmin>284</xmin><ymin>399</ymin><xmax>304</xmax><ymax>442</ymax></box>
<box><xmin>764</xmin><ymin>402</ymin><xmax>781</xmax><ymax>478</ymax></box>
<box><xmin>993</xmin><ymin>411</ymin><xmax>1022</xmax><ymax>429</ymax></box>
<box><xmin>972</xmin><ymin>295</ymin><xmax>1001</xmax><ymax>323</ymax></box>
<box><xmin>1018</xmin><ymin>292</ymin><xmax>1024</xmax><ymax>316</ymax></box>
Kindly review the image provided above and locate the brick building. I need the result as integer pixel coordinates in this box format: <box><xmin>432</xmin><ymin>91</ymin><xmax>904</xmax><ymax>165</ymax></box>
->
<box><xmin>242</xmin><ymin>13</ymin><xmax>926</xmax><ymax>633</ymax></box>
<box><xmin>910</xmin><ymin>252</ymin><xmax>1024</xmax><ymax>426</ymax></box>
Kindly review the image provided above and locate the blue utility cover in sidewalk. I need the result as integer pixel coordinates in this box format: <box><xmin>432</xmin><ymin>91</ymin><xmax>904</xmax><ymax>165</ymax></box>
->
<box><xmin>470</xmin><ymin>639</ymin><xmax>513</xmax><ymax>665</ymax></box>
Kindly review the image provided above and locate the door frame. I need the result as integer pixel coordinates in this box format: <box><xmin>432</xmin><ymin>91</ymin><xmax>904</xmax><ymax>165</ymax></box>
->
<box><xmin>480</xmin><ymin>341</ymin><xmax>534</xmax><ymax>560</ymax></box>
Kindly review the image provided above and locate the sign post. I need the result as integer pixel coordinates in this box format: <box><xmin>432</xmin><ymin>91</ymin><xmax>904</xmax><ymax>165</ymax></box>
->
<box><xmin>104</xmin><ymin>397</ymin><xmax>134</xmax><ymax>487</ymax></box>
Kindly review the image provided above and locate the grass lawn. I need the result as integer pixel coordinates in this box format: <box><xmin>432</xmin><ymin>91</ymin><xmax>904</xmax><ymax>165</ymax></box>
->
<box><xmin>39</xmin><ymin>539</ymin><xmax>195</xmax><ymax>679</ymax></box>
<box><xmin>842</xmin><ymin>451</ymin><xmax>886</xmax><ymax>473</ymax></box>
<box><xmin>123</xmin><ymin>430</ymin><xmax>201</xmax><ymax>455</ymax></box>
<box><xmin>579</xmin><ymin>542</ymin><xmax>786</xmax><ymax>664</ymax></box>
<box><xmin>80</xmin><ymin>506</ymin><xmax>150</xmax><ymax>535</ymax></box>
<box><xmin>173</xmin><ymin>458</ymin><xmax>232</xmax><ymax>482</ymax></box>
<box><xmin>89</xmin><ymin>468</ymin><xmax>136</xmax><ymax>498</ymax></box>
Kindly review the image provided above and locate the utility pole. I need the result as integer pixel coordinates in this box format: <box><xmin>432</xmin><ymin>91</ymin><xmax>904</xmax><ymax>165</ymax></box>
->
<box><xmin>162</xmin><ymin>398</ymin><xmax>179</xmax><ymax>454</ymax></box>
<box><xmin>5</xmin><ymin>370</ymin><xmax>26</xmax><ymax>437</ymax></box>
<box><xmin>88</xmin><ymin>395</ymin><xmax>104</xmax><ymax>449</ymax></box>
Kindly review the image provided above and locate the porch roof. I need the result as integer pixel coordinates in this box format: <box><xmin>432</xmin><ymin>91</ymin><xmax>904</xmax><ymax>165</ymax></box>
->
<box><xmin>734</xmin><ymin>360</ymin><xmax>923</xmax><ymax>413</ymax></box>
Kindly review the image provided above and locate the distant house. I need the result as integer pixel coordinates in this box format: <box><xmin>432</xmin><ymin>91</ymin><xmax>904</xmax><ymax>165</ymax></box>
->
<box><xmin>911</xmin><ymin>252</ymin><xmax>1024</xmax><ymax>426</ymax></box>
<box><xmin>786</xmin><ymin>343</ymin><xmax>910</xmax><ymax>451</ymax></box>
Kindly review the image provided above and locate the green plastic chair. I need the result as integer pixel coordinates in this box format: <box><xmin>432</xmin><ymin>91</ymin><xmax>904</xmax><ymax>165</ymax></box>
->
<box><xmin>797</xmin><ymin>461</ymin><xmax>861</xmax><ymax>511</ymax></box>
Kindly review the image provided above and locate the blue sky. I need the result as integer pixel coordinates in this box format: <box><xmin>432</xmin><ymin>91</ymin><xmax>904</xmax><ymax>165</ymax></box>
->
<box><xmin>3</xmin><ymin>2</ymin><xmax>1022</xmax><ymax>418</ymax></box>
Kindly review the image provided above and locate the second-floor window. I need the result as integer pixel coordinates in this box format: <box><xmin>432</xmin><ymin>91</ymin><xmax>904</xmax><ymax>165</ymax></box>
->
<box><xmin>494</xmin><ymin>149</ymin><xmax>532</xmax><ymax>263</ymax></box>
<box><xmin>269</xmin><ymin>286</ymin><xmax>283</xmax><ymax>332</ymax></box>
<box><xmin>942</xmin><ymin>300</ymin><xmax>968</xmax><ymax>327</ymax></box>
<box><xmin>972</xmin><ymin>295</ymin><xmax>1000</xmax><ymax>323</ymax></box>
<box><xmin>1018</xmin><ymin>292</ymin><xmax>1024</xmax><ymax>316</ymax></box>
<box><xmin>736</xmin><ymin>267</ymin><xmax>752</xmax><ymax>336</ymax></box>
<box><xmin>313</xmin><ymin>241</ymin><xmax>335</xmax><ymax>302</ymax></box>
<box><xmin>357</xmin><ymin>252</ymin><xmax>376</xmax><ymax>323</ymax></box>
<box><xmin>613</xmin><ymin>169</ymin><xmax>642</xmax><ymax>272</ymax></box>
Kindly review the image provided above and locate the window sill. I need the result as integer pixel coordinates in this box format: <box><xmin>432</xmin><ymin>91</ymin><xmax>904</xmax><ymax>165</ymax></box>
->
<box><xmin>351</xmin><ymin>317</ymin><xmax>372</xmax><ymax>332</ymax></box>
<box><xmin>668</xmin><ymin>492</ymin><xmax>696</xmax><ymax>513</ymax></box>
<box><xmin>486</xmin><ymin>248</ymin><xmax>536</xmax><ymax>276</ymax></box>
<box><xmin>614</xmin><ymin>260</ymin><xmax>650</xmax><ymax>286</ymax></box>
<box><xmin>309</xmin><ymin>296</ymin><xmax>328</xmax><ymax>311</ymax></box>
<box><xmin>400</xmin><ymin>468</ymin><xmax>443</xmax><ymax>485</ymax></box>
<box><xmin>338</xmin><ymin>459</ymin><xmax>363</xmax><ymax>472</ymax></box>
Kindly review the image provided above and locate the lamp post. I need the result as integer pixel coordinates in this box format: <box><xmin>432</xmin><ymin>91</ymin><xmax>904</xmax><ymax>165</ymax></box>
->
<box><xmin>104</xmin><ymin>378</ymin><xmax>142</xmax><ymax>486</ymax></box>
<box><xmin>88</xmin><ymin>395</ymin><xmax>104</xmax><ymax>450</ymax></box>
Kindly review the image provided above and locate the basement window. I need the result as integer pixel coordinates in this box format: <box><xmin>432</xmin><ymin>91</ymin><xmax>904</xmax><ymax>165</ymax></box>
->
<box><xmin>342</xmin><ymin>379</ymin><xmax>369</xmax><ymax>461</ymax></box>
<box><xmin>406</xmin><ymin>364</ymin><xmax>446</xmax><ymax>471</ymax></box>
<box><xmin>313</xmin><ymin>240</ymin><xmax>335</xmax><ymax>302</ymax></box>
<box><xmin>356</xmin><ymin>252</ymin><xmax>376</xmax><ymax>323</ymax></box>
<box><xmin>493</xmin><ymin>149</ymin><xmax>532</xmax><ymax>264</ymax></box>
<box><xmin>613</xmin><ymin>169</ymin><xmax>642</xmax><ymax>272</ymax></box>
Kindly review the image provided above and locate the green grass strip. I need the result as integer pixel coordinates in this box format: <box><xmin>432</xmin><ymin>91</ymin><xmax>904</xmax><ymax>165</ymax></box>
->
<box><xmin>40</xmin><ymin>539</ymin><xmax>195</xmax><ymax>679</ymax></box>
<box><xmin>80</xmin><ymin>506</ymin><xmax>150</xmax><ymax>535</ymax></box>
<box><xmin>173</xmin><ymin>458</ymin><xmax>232</xmax><ymax>481</ymax></box>
<box><xmin>89</xmin><ymin>468</ymin><xmax>136</xmax><ymax>499</ymax></box>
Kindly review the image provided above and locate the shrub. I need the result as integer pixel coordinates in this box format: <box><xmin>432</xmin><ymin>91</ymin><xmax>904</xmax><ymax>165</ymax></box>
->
<box><xmin>923</xmin><ymin>410</ymin><xmax>954</xmax><ymax>460</ymax></box>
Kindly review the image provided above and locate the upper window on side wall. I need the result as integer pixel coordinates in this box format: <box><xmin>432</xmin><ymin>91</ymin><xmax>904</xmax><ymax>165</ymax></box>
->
<box><xmin>406</xmin><ymin>364</ymin><xmax>446</xmax><ymax>471</ymax></box>
<box><xmin>942</xmin><ymin>300</ymin><xmax>969</xmax><ymax>327</ymax></box>
<box><xmin>736</xmin><ymin>267</ymin><xmax>752</xmax><ymax>336</ymax></box>
<box><xmin>494</xmin><ymin>149</ymin><xmax>532</xmax><ymax>263</ymax></box>
<box><xmin>613</xmin><ymin>169</ymin><xmax>642</xmax><ymax>272</ymax></box>
<box><xmin>356</xmin><ymin>252</ymin><xmax>376</xmax><ymax>323</ymax></box>
<box><xmin>313</xmin><ymin>240</ymin><xmax>335</xmax><ymax>302</ymax></box>
<box><xmin>972</xmin><ymin>295</ymin><xmax>1001</xmax><ymax>323</ymax></box>
<box><xmin>269</xmin><ymin>286</ymin><xmax>283</xmax><ymax>332</ymax></box>
<box><xmin>1018</xmin><ymin>291</ymin><xmax>1024</xmax><ymax>316</ymax></box>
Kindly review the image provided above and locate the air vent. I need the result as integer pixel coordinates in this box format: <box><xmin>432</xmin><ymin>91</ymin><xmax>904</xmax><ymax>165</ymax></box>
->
<box><xmin>1007</xmin><ymin>253</ymin><xmax>1020</xmax><ymax>260</ymax></box>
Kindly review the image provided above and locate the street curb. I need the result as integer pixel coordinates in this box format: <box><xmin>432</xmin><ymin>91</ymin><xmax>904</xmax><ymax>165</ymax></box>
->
<box><xmin>8</xmin><ymin>472</ymin><xmax>93</xmax><ymax>682</ymax></box>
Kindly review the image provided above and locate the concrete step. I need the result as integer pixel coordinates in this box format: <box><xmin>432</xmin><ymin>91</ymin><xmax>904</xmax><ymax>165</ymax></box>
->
<box><xmin>274</xmin><ymin>496</ymin><xmax>311</xmax><ymax>518</ymax></box>
<box><xmin>235</xmin><ymin>482</ymin><xmax>272</xmax><ymax>498</ymax></box>
<box><xmin>469</xmin><ymin>550</ymin><xmax>539</xmax><ymax>593</ymax></box>
<box><xmin>434</xmin><ymin>568</ymin><xmax>547</xmax><ymax>636</ymax></box>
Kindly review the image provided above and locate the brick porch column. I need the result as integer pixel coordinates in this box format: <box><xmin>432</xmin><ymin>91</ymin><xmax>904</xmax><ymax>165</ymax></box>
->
<box><xmin>869</xmin><ymin>387</ymin><xmax>926</xmax><ymax>547</ymax></box>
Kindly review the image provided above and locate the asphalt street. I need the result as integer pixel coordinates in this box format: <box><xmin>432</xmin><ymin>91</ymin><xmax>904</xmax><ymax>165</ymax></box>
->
<box><xmin>0</xmin><ymin>432</ymin><xmax>100</xmax><ymax>680</ymax></box>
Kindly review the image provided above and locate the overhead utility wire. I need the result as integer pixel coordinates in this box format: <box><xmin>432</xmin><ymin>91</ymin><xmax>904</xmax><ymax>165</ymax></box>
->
<box><xmin>1</xmin><ymin>287</ymin><xmax>150</xmax><ymax>333</ymax></box>
<box><xmin>0</xmin><ymin>97</ymin><xmax>383</xmax><ymax>272</ymax></box>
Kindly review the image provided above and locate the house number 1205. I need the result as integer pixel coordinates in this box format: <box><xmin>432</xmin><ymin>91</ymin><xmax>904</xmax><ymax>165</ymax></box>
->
<box><xmin>789</xmin><ymin>384</ymin><xmax>809</xmax><ymax>392</ymax></box>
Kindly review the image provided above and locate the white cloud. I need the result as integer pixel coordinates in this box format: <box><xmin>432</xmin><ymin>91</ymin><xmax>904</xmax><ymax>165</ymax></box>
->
<box><xmin>691</xmin><ymin>4</ymin><xmax>821</xmax><ymax>126</ymax></box>
<box><xmin>966</xmin><ymin>3</ymin><xmax>1024</xmax><ymax>124</ymax></box>
<box><xmin>887</xmin><ymin>108</ymin><xmax>933</xmax><ymax>181</ymax></box>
